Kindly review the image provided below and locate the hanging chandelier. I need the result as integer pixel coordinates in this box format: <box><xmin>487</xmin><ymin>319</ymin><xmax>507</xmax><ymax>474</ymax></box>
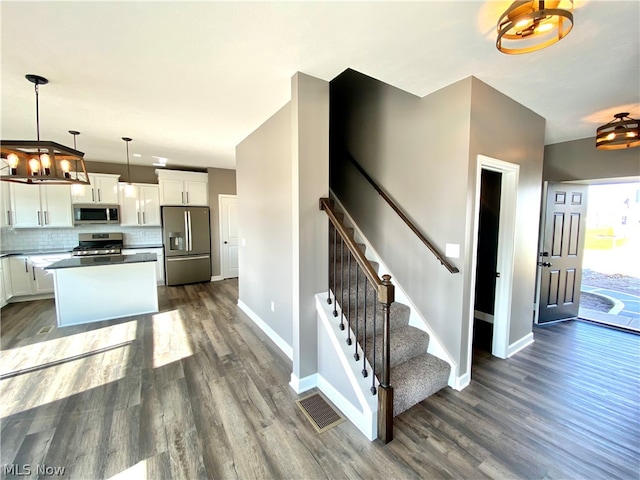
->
<box><xmin>596</xmin><ymin>113</ymin><xmax>640</xmax><ymax>150</ymax></box>
<box><xmin>1</xmin><ymin>74</ymin><xmax>90</xmax><ymax>185</ymax></box>
<box><xmin>497</xmin><ymin>1</ymin><xmax>574</xmax><ymax>55</ymax></box>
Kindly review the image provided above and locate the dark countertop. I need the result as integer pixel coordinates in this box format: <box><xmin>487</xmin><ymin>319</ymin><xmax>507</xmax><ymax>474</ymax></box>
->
<box><xmin>0</xmin><ymin>249</ymin><xmax>73</xmax><ymax>258</ymax></box>
<box><xmin>46</xmin><ymin>253</ymin><xmax>157</xmax><ymax>270</ymax></box>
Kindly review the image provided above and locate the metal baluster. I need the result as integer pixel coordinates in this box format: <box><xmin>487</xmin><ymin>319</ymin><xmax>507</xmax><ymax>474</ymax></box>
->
<box><xmin>347</xmin><ymin>250</ymin><xmax>352</xmax><ymax>345</ymax></box>
<box><xmin>332</xmin><ymin>225</ymin><xmax>338</xmax><ymax>316</ymax></box>
<box><xmin>362</xmin><ymin>282</ymin><xmax>368</xmax><ymax>377</ymax></box>
<box><xmin>339</xmin><ymin>236</ymin><xmax>345</xmax><ymax>330</ymax></box>
<box><xmin>327</xmin><ymin>224</ymin><xmax>333</xmax><ymax>305</ymax></box>
<box><xmin>371</xmin><ymin>297</ymin><xmax>377</xmax><ymax>394</ymax></box>
<box><xmin>353</xmin><ymin>268</ymin><xmax>359</xmax><ymax>355</ymax></box>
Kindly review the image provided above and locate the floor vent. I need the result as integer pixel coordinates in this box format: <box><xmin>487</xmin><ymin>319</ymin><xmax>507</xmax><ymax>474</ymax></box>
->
<box><xmin>37</xmin><ymin>326</ymin><xmax>53</xmax><ymax>335</ymax></box>
<box><xmin>296</xmin><ymin>392</ymin><xmax>345</xmax><ymax>433</ymax></box>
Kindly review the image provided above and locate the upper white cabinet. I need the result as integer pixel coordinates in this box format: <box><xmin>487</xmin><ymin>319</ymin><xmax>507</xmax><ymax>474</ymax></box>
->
<box><xmin>156</xmin><ymin>170</ymin><xmax>208</xmax><ymax>206</ymax></box>
<box><xmin>71</xmin><ymin>173</ymin><xmax>120</xmax><ymax>205</ymax></box>
<box><xmin>6</xmin><ymin>183</ymin><xmax>73</xmax><ymax>228</ymax></box>
<box><xmin>119</xmin><ymin>183</ymin><xmax>161</xmax><ymax>226</ymax></box>
<box><xmin>0</xmin><ymin>182</ymin><xmax>11</xmax><ymax>227</ymax></box>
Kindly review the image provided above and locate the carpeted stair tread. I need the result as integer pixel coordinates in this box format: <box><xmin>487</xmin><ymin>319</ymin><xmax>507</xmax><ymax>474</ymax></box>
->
<box><xmin>390</xmin><ymin>354</ymin><xmax>451</xmax><ymax>416</ymax></box>
<box><xmin>364</xmin><ymin>325</ymin><xmax>430</xmax><ymax>372</ymax></box>
<box><xmin>346</xmin><ymin>301</ymin><xmax>410</xmax><ymax>336</ymax></box>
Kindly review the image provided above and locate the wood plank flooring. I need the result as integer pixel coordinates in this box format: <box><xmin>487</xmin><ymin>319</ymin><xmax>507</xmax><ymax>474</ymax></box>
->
<box><xmin>1</xmin><ymin>280</ymin><xmax>639</xmax><ymax>479</ymax></box>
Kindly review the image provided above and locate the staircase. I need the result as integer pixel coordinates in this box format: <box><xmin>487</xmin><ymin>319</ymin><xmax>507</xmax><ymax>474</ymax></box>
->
<box><xmin>328</xmin><ymin>204</ymin><xmax>451</xmax><ymax>419</ymax></box>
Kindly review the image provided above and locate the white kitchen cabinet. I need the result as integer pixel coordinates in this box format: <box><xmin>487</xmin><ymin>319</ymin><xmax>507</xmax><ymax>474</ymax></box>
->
<box><xmin>9</xmin><ymin>256</ymin><xmax>32</xmax><ymax>296</ymax></box>
<box><xmin>0</xmin><ymin>257</ymin><xmax>11</xmax><ymax>308</ymax></box>
<box><xmin>156</xmin><ymin>170</ymin><xmax>208</xmax><ymax>206</ymax></box>
<box><xmin>119</xmin><ymin>183</ymin><xmax>161</xmax><ymax>226</ymax></box>
<box><xmin>71</xmin><ymin>173</ymin><xmax>120</xmax><ymax>205</ymax></box>
<box><xmin>0</xmin><ymin>182</ymin><xmax>11</xmax><ymax>227</ymax></box>
<box><xmin>6</xmin><ymin>183</ymin><xmax>73</xmax><ymax>228</ymax></box>
<box><xmin>7</xmin><ymin>253</ymin><xmax>71</xmax><ymax>299</ymax></box>
<box><xmin>122</xmin><ymin>248</ymin><xmax>164</xmax><ymax>283</ymax></box>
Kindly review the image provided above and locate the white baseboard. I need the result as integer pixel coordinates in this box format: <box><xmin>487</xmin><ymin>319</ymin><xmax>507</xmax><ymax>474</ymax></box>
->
<box><xmin>453</xmin><ymin>371</ymin><xmax>471</xmax><ymax>391</ymax></box>
<box><xmin>210</xmin><ymin>275</ymin><xmax>224</xmax><ymax>282</ymax></box>
<box><xmin>507</xmin><ymin>332</ymin><xmax>534</xmax><ymax>358</ymax></box>
<box><xmin>289</xmin><ymin>373</ymin><xmax>318</xmax><ymax>394</ymax></box>
<box><xmin>317</xmin><ymin>374</ymin><xmax>376</xmax><ymax>441</ymax></box>
<box><xmin>237</xmin><ymin>299</ymin><xmax>293</xmax><ymax>360</ymax></box>
<box><xmin>474</xmin><ymin>310</ymin><xmax>494</xmax><ymax>324</ymax></box>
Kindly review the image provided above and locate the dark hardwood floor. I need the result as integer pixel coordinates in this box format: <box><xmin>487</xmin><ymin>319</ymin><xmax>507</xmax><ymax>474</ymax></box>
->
<box><xmin>1</xmin><ymin>280</ymin><xmax>638</xmax><ymax>479</ymax></box>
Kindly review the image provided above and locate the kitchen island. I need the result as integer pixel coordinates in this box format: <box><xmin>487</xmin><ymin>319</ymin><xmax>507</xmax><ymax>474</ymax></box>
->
<box><xmin>46</xmin><ymin>253</ymin><xmax>158</xmax><ymax>327</ymax></box>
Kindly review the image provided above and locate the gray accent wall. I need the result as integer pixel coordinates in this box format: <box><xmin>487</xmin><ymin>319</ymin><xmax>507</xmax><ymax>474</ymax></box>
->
<box><xmin>208</xmin><ymin>168</ymin><xmax>237</xmax><ymax>277</ymax></box>
<box><xmin>237</xmin><ymin>102</ymin><xmax>294</xmax><ymax>347</ymax></box>
<box><xmin>544</xmin><ymin>137</ymin><xmax>640</xmax><ymax>182</ymax></box>
<box><xmin>331</xmin><ymin>70</ymin><xmax>545</xmax><ymax>377</ymax></box>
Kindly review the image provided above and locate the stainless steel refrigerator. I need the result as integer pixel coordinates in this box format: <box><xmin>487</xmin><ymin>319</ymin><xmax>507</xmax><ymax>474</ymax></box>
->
<box><xmin>162</xmin><ymin>206</ymin><xmax>211</xmax><ymax>286</ymax></box>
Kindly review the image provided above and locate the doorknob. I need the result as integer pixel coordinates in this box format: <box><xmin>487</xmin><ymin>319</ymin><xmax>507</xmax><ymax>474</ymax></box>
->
<box><xmin>539</xmin><ymin>251</ymin><xmax>549</xmax><ymax>257</ymax></box>
<box><xmin>224</xmin><ymin>241</ymin><xmax>228</xmax><ymax>244</ymax></box>
<box><xmin>537</xmin><ymin>261</ymin><xmax>552</xmax><ymax>267</ymax></box>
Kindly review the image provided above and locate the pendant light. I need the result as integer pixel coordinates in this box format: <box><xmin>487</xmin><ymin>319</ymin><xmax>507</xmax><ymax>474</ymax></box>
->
<box><xmin>1</xmin><ymin>74</ymin><xmax>90</xmax><ymax>185</ymax></box>
<box><xmin>596</xmin><ymin>113</ymin><xmax>640</xmax><ymax>150</ymax></box>
<box><xmin>497</xmin><ymin>1</ymin><xmax>574</xmax><ymax>55</ymax></box>
<box><xmin>122</xmin><ymin>137</ymin><xmax>136</xmax><ymax>197</ymax></box>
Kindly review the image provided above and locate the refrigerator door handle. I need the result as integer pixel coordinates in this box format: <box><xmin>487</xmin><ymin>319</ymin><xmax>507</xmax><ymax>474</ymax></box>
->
<box><xmin>187</xmin><ymin>210</ymin><xmax>193</xmax><ymax>251</ymax></box>
<box><xmin>184</xmin><ymin>210</ymin><xmax>190</xmax><ymax>252</ymax></box>
<box><xmin>166</xmin><ymin>255</ymin><xmax>210</xmax><ymax>262</ymax></box>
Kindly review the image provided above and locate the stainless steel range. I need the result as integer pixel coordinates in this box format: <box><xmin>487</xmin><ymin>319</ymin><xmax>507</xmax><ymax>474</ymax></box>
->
<box><xmin>72</xmin><ymin>232</ymin><xmax>124</xmax><ymax>256</ymax></box>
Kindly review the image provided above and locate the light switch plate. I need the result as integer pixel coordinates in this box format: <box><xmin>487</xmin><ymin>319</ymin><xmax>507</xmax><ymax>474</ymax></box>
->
<box><xmin>445</xmin><ymin>243</ymin><xmax>460</xmax><ymax>258</ymax></box>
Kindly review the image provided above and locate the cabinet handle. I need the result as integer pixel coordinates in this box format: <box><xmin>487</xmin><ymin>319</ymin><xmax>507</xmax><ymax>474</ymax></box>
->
<box><xmin>6</xmin><ymin>210</ymin><xmax>11</xmax><ymax>226</ymax></box>
<box><xmin>91</xmin><ymin>189</ymin><xmax>95</xmax><ymax>202</ymax></box>
<box><xmin>142</xmin><ymin>212</ymin><xmax>146</xmax><ymax>224</ymax></box>
<box><xmin>137</xmin><ymin>211</ymin><xmax>141</xmax><ymax>225</ymax></box>
<box><xmin>37</xmin><ymin>211</ymin><xmax>41</xmax><ymax>225</ymax></box>
<box><xmin>181</xmin><ymin>191</ymin><xmax>185</xmax><ymax>204</ymax></box>
<box><xmin>32</xmin><ymin>266</ymin><xmax>36</xmax><ymax>281</ymax></box>
<box><xmin>98</xmin><ymin>189</ymin><xmax>101</xmax><ymax>202</ymax></box>
<box><xmin>44</xmin><ymin>211</ymin><xmax>49</xmax><ymax>225</ymax></box>
<box><xmin>186</xmin><ymin>192</ymin><xmax>189</xmax><ymax>204</ymax></box>
<box><xmin>24</xmin><ymin>258</ymin><xmax>28</xmax><ymax>273</ymax></box>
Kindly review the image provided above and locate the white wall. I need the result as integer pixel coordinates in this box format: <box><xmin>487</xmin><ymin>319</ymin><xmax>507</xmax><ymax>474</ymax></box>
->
<box><xmin>236</xmin><ymin>103</ymin><xmax>294</xmax><ymax>348</ymax></box>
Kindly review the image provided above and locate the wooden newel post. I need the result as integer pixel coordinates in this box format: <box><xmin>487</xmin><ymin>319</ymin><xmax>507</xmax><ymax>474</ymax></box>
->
<box><xmin>377</xmin><ymin>274</ymin><xmax>394</xmax><ymax>444</ymax></box>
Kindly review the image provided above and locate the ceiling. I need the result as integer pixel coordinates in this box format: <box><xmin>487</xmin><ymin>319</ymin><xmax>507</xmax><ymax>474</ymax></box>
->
<box><xmin>1</xmin><ymin>1</ymin><xmax>638</xmax><ymax>171</ymax></box>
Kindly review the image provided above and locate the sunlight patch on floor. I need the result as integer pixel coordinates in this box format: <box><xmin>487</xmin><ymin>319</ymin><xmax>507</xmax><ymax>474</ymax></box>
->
<box><xmin>151</xmin><ymin>309</ymin><xmax>193</xmax><ymax>369</ymax></box>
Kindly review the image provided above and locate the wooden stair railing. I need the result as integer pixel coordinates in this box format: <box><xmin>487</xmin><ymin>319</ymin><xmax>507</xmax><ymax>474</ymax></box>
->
<box><xmin>319</xmin><ymin>197</ymin><xmax>395</xmax><ymax>444</ymax></box>
<box><xmin>345</xmin><ymin>153</ymin><xmax>459</xmax><ymax>274</ymax></box>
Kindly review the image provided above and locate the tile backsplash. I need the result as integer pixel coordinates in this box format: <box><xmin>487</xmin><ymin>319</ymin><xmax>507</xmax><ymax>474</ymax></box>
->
<box><xmin>0</xmin><ymin>224</ymin><xmax>162</xmax><ymax>252</ymax></box>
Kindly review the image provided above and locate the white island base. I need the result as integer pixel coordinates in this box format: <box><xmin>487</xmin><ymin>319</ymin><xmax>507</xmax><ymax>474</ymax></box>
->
<box><xmin>51</xmin><ymin>259</ymin><xmax>158</xmax><ymax>327</ymax></box>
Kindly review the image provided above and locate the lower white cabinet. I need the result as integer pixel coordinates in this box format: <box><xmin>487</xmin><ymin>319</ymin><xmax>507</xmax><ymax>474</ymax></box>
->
<box><xmin>8</xmin><ymin>253</ymin><xmax>71</xmax><ymax>300</ymax></box>
<box><xmin>0</xmin><ymin>257</ymin><xmax>12</xmax><ymax>308</ymax></box>
<box><xmin>122</xmin><ymin>248</ymin><xmax>164</xmax><ymax>283</ymax></box>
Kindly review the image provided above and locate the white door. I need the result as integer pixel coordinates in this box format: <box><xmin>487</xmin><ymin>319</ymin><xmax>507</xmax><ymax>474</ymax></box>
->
<box><xmin>220</xmin><ymin>195</ymin><xmax>239</xmax><ymax>278</ymax></box>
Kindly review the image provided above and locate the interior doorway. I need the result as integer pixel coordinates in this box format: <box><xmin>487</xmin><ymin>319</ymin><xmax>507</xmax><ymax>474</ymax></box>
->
<box><xmin>467</xmin><ymin>155</ymin><xmax>519</xmax><ymax>378</ymax></box>
<box><xmin>473</xmin><ymin>169</ymin><xmax>502</xmax><ymax>353</ymax></box>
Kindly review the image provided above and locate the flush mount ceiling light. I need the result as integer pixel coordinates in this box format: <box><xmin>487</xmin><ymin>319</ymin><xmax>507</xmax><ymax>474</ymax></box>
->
<box><xmin>1</xmin><ymin>74</ymin><xmax>90</xmax><ymax>185</ymax></box>
<box><xmin>596</xmin><ymin>113</ymin><xmax>640</xmax><ymax>150</ymax></box>
<box><xmin>497</xmin><ymin>0</ymin><xmax>574</xmax><ymax>55</ymax></box>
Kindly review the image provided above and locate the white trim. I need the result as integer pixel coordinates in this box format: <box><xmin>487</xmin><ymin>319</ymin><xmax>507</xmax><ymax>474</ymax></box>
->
<box><xmin>317</xmin><ymin>374</ymin><xmax>376</xmax><ymax>441</ymax></box>
<box><xmin>453</xmin><ymin>372</ymin><xmax>471</xmax><ymax>391</ymax></box>
<box><xmin>474</xmin><ymin>310</ymin><xmax>494</xmax><ymax>324</ymax></box>
<box><xmin>237</xmin><ymin>299</ymin><xmax>293</xmax><ymax>360</ymax></box>
<box><xmin>210</xmin><ymin>275</ymin><xmax>224</xmax><ymax>282</ymax></box>
<box><xmin>467</xmin><ymin>156</ymin><xmax>520</xmax><ymax>375</ymax></box>
<box><xmin>507</xmin><ymin>332</ymin><xmax>534</xmax><ymax>358</ymax></box>
<box><xmin>329</xmin><ymin>191</ymin><xmax>458</xmax><ymax>385</ymax></box>
<box><xmin>218</xmin><ymin>194</ymin><xmax>238</xmax><ymax>280</ymax></box>
<box><xmin>289</xmin><ymin>373</ymin><xmax>318</xmax><ymax>394</ymax></box>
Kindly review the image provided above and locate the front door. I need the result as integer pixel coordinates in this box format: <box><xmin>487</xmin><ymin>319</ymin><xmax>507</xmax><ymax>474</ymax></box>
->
<box><xmin>220</xmin><ymin>195</ymin><xmax>239</xmax><ymax>278</ymax></box>
<box><xmin>538</xmin><ymin>183</ymin><xmax>588</xmax><ymax>324</ymax></box>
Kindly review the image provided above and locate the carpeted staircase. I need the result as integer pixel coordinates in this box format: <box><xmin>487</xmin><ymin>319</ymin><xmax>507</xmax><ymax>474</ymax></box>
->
<box><xmin>329</xmin><ymin>207</ymin><xmax>450</xmax><ymax>416</ymax></box>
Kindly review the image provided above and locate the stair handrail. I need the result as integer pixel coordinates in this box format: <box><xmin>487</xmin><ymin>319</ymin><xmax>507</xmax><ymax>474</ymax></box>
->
<box><xmin>320</xmin><ymin>197</ymin><xmax>395</xmax><ymax>443</ymax></box>
<box><xmin>345</xmin><ymin>153</ymin><xmax>459</xmax><ymax>274</ymax></box>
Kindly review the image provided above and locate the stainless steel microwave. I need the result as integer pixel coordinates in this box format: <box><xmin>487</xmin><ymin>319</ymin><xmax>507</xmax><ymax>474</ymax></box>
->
<box><xmin>73</xmin><ymin>205</ymin><xmax>120</xmax><ymax>225</ymax></box>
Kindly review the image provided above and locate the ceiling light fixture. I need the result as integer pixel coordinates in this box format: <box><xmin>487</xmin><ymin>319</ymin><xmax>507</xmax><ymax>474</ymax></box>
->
<box><xmin>122</xmin><ymin>137</ymin><xmax>136</xmax><ymax>197</ymax></box>
<box><xmin>595</xmin><ymin>113</ymin><xmax>640</xmax><ymax>150</ymax></box>
<box><xmin>497</xmin><ymin>1</ymin><xmax>574</xmax><ymax>55</ymax></box>
<box><xmin>1</xmin><ymin>74</ymin><xmax>90</xmax><ymax>185</ymax></box>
